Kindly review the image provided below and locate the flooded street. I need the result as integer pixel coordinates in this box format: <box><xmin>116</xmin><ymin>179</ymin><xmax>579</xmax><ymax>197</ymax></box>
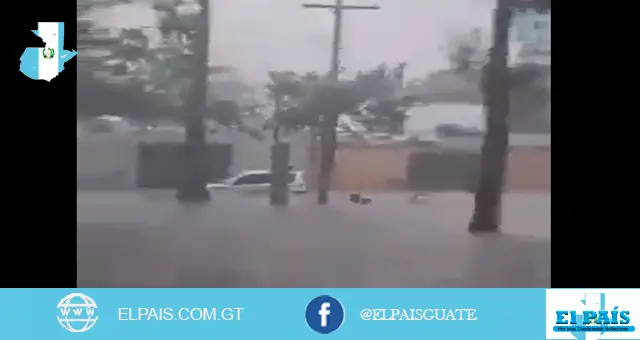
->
<box><xmin>77</xmin><ymin>191</ymin><xmax>550</xmax><ymax>287</ymax></box>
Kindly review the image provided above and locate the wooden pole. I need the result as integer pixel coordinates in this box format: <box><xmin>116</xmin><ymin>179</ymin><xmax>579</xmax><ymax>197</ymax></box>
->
<box><xmin>302</xmin><ymin>1</ymin><xmax>380</xmax><ymax>204</ymax></box>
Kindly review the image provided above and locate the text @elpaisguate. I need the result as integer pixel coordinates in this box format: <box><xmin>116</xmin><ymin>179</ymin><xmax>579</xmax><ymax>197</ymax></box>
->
<box><xmin>360</xmin><ymin>308</ymin><xmax>478</xmax><ymax>321</ymax></box>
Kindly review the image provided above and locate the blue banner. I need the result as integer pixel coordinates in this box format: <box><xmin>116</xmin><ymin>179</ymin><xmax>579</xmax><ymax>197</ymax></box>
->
<box><xmin>1</xmin><ymin>289</ymin><xmax>638</xmax><ymax>339</ymax></box>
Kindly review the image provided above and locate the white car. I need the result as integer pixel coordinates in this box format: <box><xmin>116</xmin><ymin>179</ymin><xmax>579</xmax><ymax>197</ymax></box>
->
<box><xmin>207</xmin><ymin>170</ymin><xmax>308</xmax><ymax>194</ymax></box>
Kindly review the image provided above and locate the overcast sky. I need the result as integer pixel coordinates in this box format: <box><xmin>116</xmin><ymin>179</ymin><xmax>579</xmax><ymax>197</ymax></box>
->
<box><xmin>93</xmin><ymin>0</ymin><xmax>496</xmax><ymax>83</ymax></box>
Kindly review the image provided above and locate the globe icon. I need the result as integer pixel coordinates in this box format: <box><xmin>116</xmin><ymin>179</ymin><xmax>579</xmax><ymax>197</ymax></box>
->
<box><xmin>57</xmin><ymin>293</ymin><xmax>98</xmax><ymax>333</ymax></box>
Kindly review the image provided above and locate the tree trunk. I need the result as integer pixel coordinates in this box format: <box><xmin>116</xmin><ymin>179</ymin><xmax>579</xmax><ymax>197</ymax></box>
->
<box><xmin>272</xmin><ymin>125</ymin><xmax>281</xmax><ymax>144</ymax></box>
<box><xmin>468</xmin><ymin>0</ymin><xmax>511</xmax><ymax>232</ymax></box>
<box><xmin>272</xmin><ymin>93</ymin><xmax>282</xmax><ymax>144</ymax></box>
<box><xmin>317</xmin><ymin>112</ymin><xmax>338</xmax><ymax>205</ymax></box>
<box><xmin>269</xmin><ymin>89</ymin><xmax>289</xmax><ymax>205</ymax></box>
<box><xmin>270</xmin><ymin>143</ymin><xmax>290</xmax><ymax>205</ymax></box>
<box><xmin>176</xmin><ymin>0</ymin><xmax>210</xmax><ymax>203</ymax></box>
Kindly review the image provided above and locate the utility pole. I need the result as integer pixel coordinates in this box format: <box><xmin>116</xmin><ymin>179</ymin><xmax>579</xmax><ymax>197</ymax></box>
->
<box><xmin>302</xmin><ymin>0</ymin><xmax>380</xmax><ymax>204</ymax></box>
<box><xmin>177</xmin><ymin>0</ymin><xmax>211</xmax><ymax>203</ymax></box>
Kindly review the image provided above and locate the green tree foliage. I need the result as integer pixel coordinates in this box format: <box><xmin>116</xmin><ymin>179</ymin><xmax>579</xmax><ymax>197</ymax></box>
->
<box><xmin>351</xmin><ymin>63</ymin><xmax>417</xmax><ymax>134</ymax></box>
<box><xmin>77</xmin><ymin>0</ymin><xmax>259</xmax><ymax>137</ymax></box>
<box><xmin>264</xmin><ymin>71</ymin><xmax>366</xmax><ymax>142</ymax></box>
<box><xmin>352</xmin><ymin>63</ymin><xmax>402</xmax><ymax>102</ymax></box>
<box><xmin>98</xmin><ymin>0</ymin><xmax>201</xmax><ymax>108</ymax></box>
<box><xmin>264</xmin><ymin>71</ymin><xmax>318</xmax><ymax>142</ymax></box>
<box><xmin>78</xmin><ymin>0</ymin><xmax>131</xmax><ymax>50</ymax></box>
<box><xmin>264</xmin><ymin>64</ymin><xmax>416</xmax><ymax>139</ymax></box>
<box><xmin>362</xmin><ymin>96</ymin><xmax>417</xmax><ymax>134</ymax></box>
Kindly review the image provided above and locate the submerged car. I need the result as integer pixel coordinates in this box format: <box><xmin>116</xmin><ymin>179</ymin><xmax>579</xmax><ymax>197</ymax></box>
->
<box><xmin>207</xmin><ymin>170</ymin><xmax>308</xmax><ymax>194</ymax></box>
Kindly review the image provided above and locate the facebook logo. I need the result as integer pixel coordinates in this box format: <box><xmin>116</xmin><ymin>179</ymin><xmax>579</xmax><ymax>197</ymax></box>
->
<box><xmin>305</xmin><ymin>295</ymin><xmax>344</xmax><ymax>334</ymax></box>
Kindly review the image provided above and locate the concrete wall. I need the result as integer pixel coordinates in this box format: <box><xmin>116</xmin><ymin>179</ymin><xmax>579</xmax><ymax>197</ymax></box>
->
<box><xmin>505</xmin><ymin>148</ymin><xmax>550</xmax><ymax>191</ymax></box>
<box><xmin>330</xmin><ymin>145</ymin><xmax>429</xmax><ymax>191</ymax></box>
<box><xmin>77</xmin><ymin>134</ymin><xmax>138</xmax><ymax>189</ymax></box>
<box><xmin>78</xmin><ymin>127</ymin><xmax>549</xmax><ymax>192</ymax></box>
<box><xmin>77</xmin><ymin>122</ymin><xmax>312</xmax><ymax>190</ymax></box>
<box><xmin>330</xmin><ymin>145</ymin><xmax>550</xmax><ymax>192</ymax></box>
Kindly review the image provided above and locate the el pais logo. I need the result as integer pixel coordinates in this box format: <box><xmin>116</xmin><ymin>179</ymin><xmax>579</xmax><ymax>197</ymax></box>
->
<box><xmin>553</xmin><ymin>294</ymin><xmax>634</xmax><ymax>334</ymax></box>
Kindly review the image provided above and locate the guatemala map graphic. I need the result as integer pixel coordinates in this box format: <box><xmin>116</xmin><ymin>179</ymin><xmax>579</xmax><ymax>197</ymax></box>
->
<box><xmin>19</xmin><ymin>22</ymin><xmax>77</xmax><ymax>82</ymax></box>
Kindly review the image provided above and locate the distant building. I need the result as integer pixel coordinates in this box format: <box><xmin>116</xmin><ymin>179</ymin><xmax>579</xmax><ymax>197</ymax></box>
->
<box><xmin>404</xmin><ymin>65</ymin><xmax>549</xmax><ymax>133</ymax></box>
<box><xmin>511</xmin><ymin>9</ymin><xmax>550</xmax><ymax>66</ymax></box>
<box><xmin>404</xmin><ymin>103</ymin><xmax>485</xmax><ymax>139</ymax></box>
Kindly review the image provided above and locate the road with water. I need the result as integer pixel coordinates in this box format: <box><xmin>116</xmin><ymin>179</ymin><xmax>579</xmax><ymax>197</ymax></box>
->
<box><xmin>77</xmin><ymin>191</ymin><xmax>550</xmax><ymax>287</ymax></box>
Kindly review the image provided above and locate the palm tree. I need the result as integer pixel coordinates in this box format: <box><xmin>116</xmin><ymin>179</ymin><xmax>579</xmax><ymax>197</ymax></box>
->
<box><xmin>264</xmin><ymin>72</ymin><xmax>365</xmax><ymax>205</ymax></box>
<box><xmin>264</xmin><ymin>71</ymin><xmax>322</xmax><ymax>205</ymax></box>
<box><xmin>468</xmin><ymin>0</ymin><xmax>550</xmax><ymax>232</ymax></box>
<box><xmin>265</xmin><ymin>71</ymin><xmax>309</xmax><ymax>143</ymax></box>
<box><xmin>79</xmin><ymin>0</ymin><xmax>263</xmax><ymax>199</ymax></box>
<box><xmin>175</xmin><ymin>0</ymin><xmax>211</xmax><ymax>202</ymax></box>
<box><xmin>468</xmin><ymin>0</ymin><xmax>512</xmax><ymax>232</ymax></box>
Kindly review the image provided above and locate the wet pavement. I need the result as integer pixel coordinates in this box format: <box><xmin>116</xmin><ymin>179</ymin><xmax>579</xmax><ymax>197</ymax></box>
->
<box><xmin>77</xmin><ymin>191</ymin><xmax>550</xmax><ymax>288</ymax></box>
